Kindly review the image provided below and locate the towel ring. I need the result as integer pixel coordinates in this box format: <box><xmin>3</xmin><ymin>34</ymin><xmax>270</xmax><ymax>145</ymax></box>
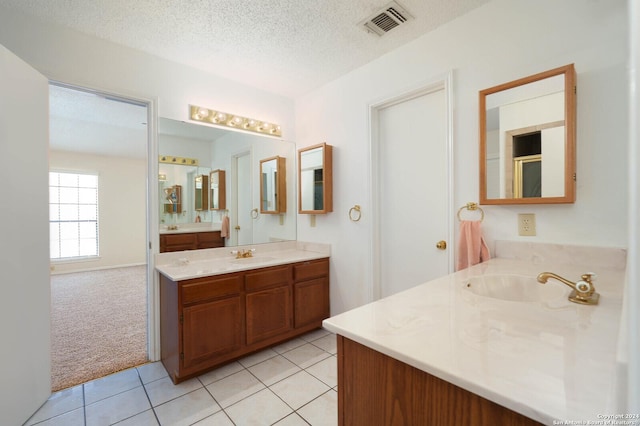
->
<box><xmin>251</xmin><ymin>208</ymin><xmax>259</xmax><ymax>219</ymax></box>
<box><xmin>349</xmin><ymin>205</ymin><xmax>362</xmax><ymax>222</ymax></box>
<box><xmin>457</xmin><ymin>202</ymin><xmax>484</xmax><ymax>222</ymax></box>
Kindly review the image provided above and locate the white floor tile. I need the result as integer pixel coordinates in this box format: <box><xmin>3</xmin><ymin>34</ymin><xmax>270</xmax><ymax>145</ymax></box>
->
<box><xmin>28</xmin><ymin>407</ymin><xmax>85</xmax><ymax>426</ymax></box>
<box><xmin>225</xmin><ymin>388</ymin><xmax>292</xmax><ymax>425</ymax></box>
<box><xmin>85</xmin><ymin>386</ymin><xmax>150</xmax><ymax>426</ymax></box>
<box><xmin>192</xmin><ymin>411</ymin><xmax>235</xmax><ymax>425</ymax></box>
<box><xmin>271</xmin><ymin>337</ymin><xmax>307</xmax><ymax>354</ymax></box>
<box><xmin>197</xmin><ymin>361</ymin><xmax>244</xmax><ymax>386</ymax></box>
<box><xmin>154</xmin><ymin>388</ymin><xmax>221</xmax><ymax>426</ymax></box>
<box><xmin>144</xmin><ymin>376</ymin><xmax>203</xmax><ymax>407</ymax></box>
<box><xmin>306</xmin><ymin>356</ymin><xmax>337</xmax><ymax>388</ymax></box>
<box><xmin>136</xmin><ymin>361</ymin><xmax>169</xmax><ymax>384</ymax></box>
<box><xmin>300</xmin><ymin>328</ymin><xmax>330</xmax><ymax>342</ymax></box>
<box><xmin>311</xmin><ymin>334</ymin><xmax>337</xmax><ymax>354</ymax></box>
<box><xmin>248</xmin><ymin>355</ymin><xmax>301</xmax><ymax>386</ymax></box>
<box><xmin>297</xmin><ymin>390</ymin><xmax>338</xmax><ymax>426</ymax></box>
<box><xmin>282</xmin><ymin>343</ymin><xmax>331</xmax><ymax>369</ymax></box>
<box><xmin>116</xmin><ymin>409</ymin><xmax>159</xmax><ymax>426</ymax></box>
<box><xmin>206</xmin><ymin>369</ymin><xmax>265</xmax><ymax>408</ymax></box>
<box><xmin>25</xmin><ymin>385</ymin><xmax>84</xmax><ymax>425</ymax></box>
<box><xmin>273</xmin><ymin>412</ymin><xmax>309</xmax><ymax>425</ymax></box>
<box><xmin>237</xmin><ymin>347</ymin><xmax>278</xmax><ymax>368</ymax></box>
<box><xmin>270</xmin><ymin>370</ymin><xmax>331</xmax><ymax>410</ymax></box>
<box><xmin>84</xmin><ymin>367</ymin><xmax>142</xmax><ymax>405</ymax></box>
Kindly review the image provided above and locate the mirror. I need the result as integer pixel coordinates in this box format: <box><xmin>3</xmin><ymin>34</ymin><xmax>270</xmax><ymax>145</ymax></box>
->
<box><xmin>209</xmin><ymin>170</ymin><xmax>226</xmax><ymax>210</ymax></box>
<box><xmin>194</xmin><ymin>174</ymin><xmax>208</xmax><ymax>211</ymax></box>
<box><xmin>298</xmin><ymin>143</ymin><xmax>333</xmax><ymax>214</ymax></box>
<box><xmin>163</xmin><ymin>185</ymin><xmax>182</xmax><ymax>214</ymax></box>
<box><xmin>158</xmin><ymin>118</ymin><xmax>296</xmax><ymax>246</ymax></box>
<box><xmin>479</xmin><ymin>64</ymin><xmax>576</xmax><ymax>204</ymax></box>
<box><xmin>260</xmin><ymin>156</ymin><xmax>286</xmax><ymax>214</ymax></box>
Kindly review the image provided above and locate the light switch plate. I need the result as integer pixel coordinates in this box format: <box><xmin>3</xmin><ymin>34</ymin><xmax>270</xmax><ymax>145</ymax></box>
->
<box><xmin>518</xmin><ymin>213</ymin><xmax>536</xmax><ymax>236</ymax></box>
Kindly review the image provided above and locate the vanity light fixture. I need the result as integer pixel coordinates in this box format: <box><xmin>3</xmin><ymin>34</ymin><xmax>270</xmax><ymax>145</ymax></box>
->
<box><xmin>159</xmin><ymin>155</ymin><xmax>199</xmax><ymax>166</ymax></box>
<box><xmin>189</xmin><ymin>105</ymin><xmax>282</xmax><ymax>137</ymax></box>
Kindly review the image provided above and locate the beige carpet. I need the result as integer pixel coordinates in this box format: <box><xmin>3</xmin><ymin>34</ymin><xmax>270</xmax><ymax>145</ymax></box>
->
<box><xmin>50</xmin><ymin>265</ymin><xmax>148</xmax><ymax>391</ymax></box>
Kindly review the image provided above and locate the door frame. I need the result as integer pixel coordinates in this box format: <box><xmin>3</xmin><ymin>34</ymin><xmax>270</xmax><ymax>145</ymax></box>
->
<box><xmin>48</xmin><ymin>80</ymin><xmax>160</xmax><ymax>361</ymax></box>
<box><xmin>368</xmin><ymin>71</ymin><xmax>454</xmax><ymax>301</ymax></box>
<box><xmin>232</xmin><ymin>149</ymin><xmax>253</xmax><ymax>246</ymax></box>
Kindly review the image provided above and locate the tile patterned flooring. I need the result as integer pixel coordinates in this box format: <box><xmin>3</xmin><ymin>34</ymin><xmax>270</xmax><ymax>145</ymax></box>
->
<box><xmin>26</xmin><ymin>329</ymin><xmax>337</xmax><ymax>426</ymax></box>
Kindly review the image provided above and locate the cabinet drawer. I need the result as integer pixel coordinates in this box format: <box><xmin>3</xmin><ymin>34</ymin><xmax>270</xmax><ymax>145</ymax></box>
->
<box><xmin>245</xmin><ymin>265</ymin><xmax>291</xmax><ymax>292</ymax></box>
<box><xmin>181</xmin><ymin>275</ymin><xmax>242</xmax><ymax>304</ymax></box>
<box><xmin>294</xmin><ymin>259</ymin><xmax>329</xmax><ymax>281</ymax></box>
<box><xmin>163</xmin><ymin>233</ymin><xmax>198</xmax><ymax>247</ymax></box>
<box><xmin>197</xmin><ymin>231</ymin><xmax>223</xmax><ymax>244</ymax></box>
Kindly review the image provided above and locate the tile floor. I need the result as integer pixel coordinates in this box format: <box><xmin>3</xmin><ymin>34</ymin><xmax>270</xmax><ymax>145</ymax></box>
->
<box><xmin>26</xmin><ymin>329</ymin><xmax>337</xmax><ymax>426</ymax></box>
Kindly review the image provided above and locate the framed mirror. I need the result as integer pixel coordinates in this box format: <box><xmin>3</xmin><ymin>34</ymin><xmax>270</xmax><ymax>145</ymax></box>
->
<box><xmin>479</xmin><ymin>63</ymin><xmax>576</xmax><ymax>204</ymax></box>
<box><xmin>260</xmin><ymin>156</ymin><xmax>286</xmax><ymax>214</ymax></box>
<box><xmin>209</xmin><ymin>170</ymin><xmax>226</xmax><ymax>210</ymax></box>
<box><xmin>194</xmin><ymin>174</ymin><xmax>208</xmax><ymax>211</ymax></box>
<box><xmin>298</xmin><ymin>143</ymin><xmax>333</xmax><ymax>214</ymax></box>
<box><xmin>163</xmin><ymin>185</ymin><xmax>182</xmax><ymax>214</ymax></box>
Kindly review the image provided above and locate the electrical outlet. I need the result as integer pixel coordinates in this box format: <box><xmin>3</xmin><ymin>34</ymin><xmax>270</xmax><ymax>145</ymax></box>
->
<box><xmin>518</xmin><ymin>213</ymin><xmax>536</xmax><ymax>236</ymax></box>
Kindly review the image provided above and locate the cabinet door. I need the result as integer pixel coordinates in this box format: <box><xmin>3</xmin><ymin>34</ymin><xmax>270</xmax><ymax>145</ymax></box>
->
<box><xmin>294</xmin><ymin>277</ymin><xmax>330</xmax><ymax>328</ymax></box>
<box><xmin>246</xmin><ymin>286</ymin><xmax>292</xmax><ymax>345</ymax></box>
<box><xmin>182</xmin><ymin>296</ymin><xmax>242</xmax><ymax>369</ymax></box>
<box><xmin>196</xmin><ymin>231</ymin><xmax>224</xmax><ymax>249</ymax></box>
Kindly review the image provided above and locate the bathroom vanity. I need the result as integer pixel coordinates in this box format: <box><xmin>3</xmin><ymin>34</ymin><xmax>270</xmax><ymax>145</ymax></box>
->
<box><xmin>156</xmin><ymin>242</ymin><xmax>330</xmax><ymax>383</ymax></box>
<box><xmin>323</xmin><ymin>241</ymin><xmax>626</xmax><ymax>425</ymax></box>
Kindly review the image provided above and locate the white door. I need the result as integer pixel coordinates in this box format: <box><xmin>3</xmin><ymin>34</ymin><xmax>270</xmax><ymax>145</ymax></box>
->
<box><xmin>374</xmin><ymin>81</ymin><xmax>452</xmax><ymax>298</ymax></box>
<box><xmin>234</xmin><ymin>152</ymin><xmax>253</xmax><ymax>245</ymax></box>
<box><xmin>0</xmin><ymin>45</ymin><xmax>51</xmax><ymax>424</ymax></box>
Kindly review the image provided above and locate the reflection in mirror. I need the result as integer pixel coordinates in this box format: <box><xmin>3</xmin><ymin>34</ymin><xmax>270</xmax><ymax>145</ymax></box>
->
<box><xmin>480</xmin><ymin>64</ymin><xmax>576</xmax><ymax>204</ymax></box>
<box><xmin>194</xmin><ymin>174</ymin><xmax>208</xmax><ymax>211</ymax></box>
<box><xmin>209</xmin><ymin>170</ymin><xmax>226</xmax><ymax>210</ymax></box>
<box><xmin>260</xmin><ymin>156</ymin><xmax>286</xmax><ymax>214</ymax></box>
<box><xmin>158</xmin><ymin>118</ymin><xmax>296</xmax><ymax>246</ymax></box>
<box><xmin>298</xmin><ymin>143</ymin><xmax>333</xmax><ymax>214</ymax></box>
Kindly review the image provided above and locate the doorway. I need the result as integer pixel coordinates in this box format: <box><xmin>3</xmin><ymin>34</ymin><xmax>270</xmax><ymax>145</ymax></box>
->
<box><xmin>48</xmin><ymin>83</ymin><xmax>151</xmax><ymax>390</ymax></box>
<box><xmin>370</xmin><ymin>75</ymin><xmax>454</xmax><ymax>299</ymax></box>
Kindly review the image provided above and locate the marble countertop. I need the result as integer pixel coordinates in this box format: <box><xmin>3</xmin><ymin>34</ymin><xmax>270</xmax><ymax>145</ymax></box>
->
<box><xmin>323</xmin><ymin>244</ymin><xmax>626</xmax><ymax>425</ymax></box>
<box><xmin>155</xmin><ymin>241</ymin><xmax>330</xmax><ymax>281</ymax></box>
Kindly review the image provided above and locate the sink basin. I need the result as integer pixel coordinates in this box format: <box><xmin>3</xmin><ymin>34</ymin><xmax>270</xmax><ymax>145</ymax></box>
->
<box><xmin>230</xmin><ymin>256</ymin><xmax>276</xmax><ymax>265</ymax></box>
<box><xmin>463</xmin><ymin>274</ymin><xmax>567</xmax><ymax>302</ymax></box>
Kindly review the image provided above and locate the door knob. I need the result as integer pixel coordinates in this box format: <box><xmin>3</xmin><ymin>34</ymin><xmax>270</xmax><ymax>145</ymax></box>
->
<box><xmin>234</xmin><ymin>225</ymin><xmax>241</xmax><ymax>230</ymax></box>
<box><xmin>436</xmin><ymin>240</ymin><xmax>447</xmax><ymax>250</ymax></box>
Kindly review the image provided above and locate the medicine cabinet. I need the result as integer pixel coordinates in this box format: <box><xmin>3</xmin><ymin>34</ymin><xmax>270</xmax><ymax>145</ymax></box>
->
<box><xmin>209</xmin><ymin>170</ymin><xmax>226</xmax><ymax>210</ymax></box>
<box><xmin>260</xmin><ymin>156</ymin><xmax>286</xmax><ymax>214</ymax></box>
<box><xmin>298</xmin><ymin>143</ymin><xmax>333</xmax><ymax>214</ymax></box>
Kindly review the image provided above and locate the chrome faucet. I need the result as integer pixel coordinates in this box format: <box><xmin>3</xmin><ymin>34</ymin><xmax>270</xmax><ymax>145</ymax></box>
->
<box><xmin>536</xmin><ymin>272</ymin><xmax>600</xmax><ymax>305</ymax></box>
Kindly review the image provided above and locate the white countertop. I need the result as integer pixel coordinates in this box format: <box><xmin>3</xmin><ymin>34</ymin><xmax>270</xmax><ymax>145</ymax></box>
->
<box><xmin>159</xmin><ymin>223</ymin><xmax>222</xmax><ymax>235</ymax></box>
<box><xmin>323</xmin><ymin>244</ymin><xmax>626</xmax><ymax>425</ymax></box>
<box><xmin>155</xmin><ymin>241</ymin><xmax>330</xmax><ymax>281</ymax></box>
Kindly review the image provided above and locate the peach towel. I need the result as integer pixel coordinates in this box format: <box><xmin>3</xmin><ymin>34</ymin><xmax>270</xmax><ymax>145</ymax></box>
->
<box><xmin>456</xmin><ymin>220</ymin><xmax>490</xmax><ymax>271</ymax></box>
<box><xmin>221</xmin><ymin>216</ymin><xmax>230</xmax><ymax>239</ymax></box>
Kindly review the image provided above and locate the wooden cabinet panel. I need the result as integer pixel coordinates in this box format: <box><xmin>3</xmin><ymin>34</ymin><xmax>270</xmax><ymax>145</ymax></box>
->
<box><xmin>181</xmin><ymin>275</ymin><xmax>242</xmax><ymax>305</ymax></box>
<box><xmin>182</xmin><ymin>297</ymin><xmax>242</xmax><ymax>369</ymax></box>
<box><xmin>160</xmin><ymin>231</ymin><xmax>224</xmax><ymax>253</ymax></box>
<box><xmin>246</xmin><ymin>285</ymin><xmax>292</xmax><ymax>345</ymax></box>
<box><xmin>294</xmin><ymin>277</ymin><xmax>329</xmax><ymax>328</ymax></box>
<box><xmin>294</xmin><ymin>259</ymin><xmax>329</xmax><ymax>281</ymax></box>
<box><xmin>338</xmin><ymin>336</ymin><xmax>542</xmax><ymax>426</ymax></box>
<box><xmin>245</xmin><ymin>265</ymin><xmax>291</xmax><ymax>291</ymax></box>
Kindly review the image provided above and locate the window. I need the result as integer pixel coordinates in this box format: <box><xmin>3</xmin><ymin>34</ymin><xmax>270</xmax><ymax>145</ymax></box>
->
<box><xmin>50</xmin><ymin>172</ymin><xmax>99</xmax><ymax>260</ymax></box>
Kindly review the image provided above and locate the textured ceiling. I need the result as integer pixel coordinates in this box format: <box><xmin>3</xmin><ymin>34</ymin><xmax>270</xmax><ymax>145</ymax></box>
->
<box><xmin>2</xmin><ymin>0</ymin><xmax>489</xmax><ymax>98</ymax></box>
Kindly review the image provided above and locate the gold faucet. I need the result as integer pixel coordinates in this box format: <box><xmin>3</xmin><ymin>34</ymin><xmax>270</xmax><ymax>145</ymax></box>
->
<box><xmin>234</xmin><ymin>249</ymin><xmax>254</xmax><ymax>259</ymax></box>
<box><xmin>536</xmin><ymin>272</ymin><xmax>600</xmax><ymax>305</ymax></box>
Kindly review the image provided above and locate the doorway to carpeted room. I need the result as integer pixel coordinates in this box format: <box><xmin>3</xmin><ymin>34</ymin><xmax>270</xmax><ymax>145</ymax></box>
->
<box><xmin>50</xmin><ymin>265</ymin><xmax>148</xmax><ymax>391</ymax></box>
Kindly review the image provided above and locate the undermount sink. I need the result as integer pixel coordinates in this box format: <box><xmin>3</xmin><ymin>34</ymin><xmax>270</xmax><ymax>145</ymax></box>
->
<box><xmin>463</xmin><ymin>274</ymin><xmax>567</xmax><ymax>302</ymax></box>
<box><xmin>230</xmin><ymin>256</ymin><xmax>276</xmax><ymax>265</ymax></box>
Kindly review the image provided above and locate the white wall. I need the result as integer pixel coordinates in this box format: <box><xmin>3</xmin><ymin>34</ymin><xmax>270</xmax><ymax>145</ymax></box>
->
<box><xmin>0</xmin><ymin>7</ymin><xmax>295</xmax><ymax>135</ymax></box>
<box><xmin>50</xmin><ymin>150</ymin><xmax>147</xmax><ymax>273</ymax></box>
<box><xmin>295</xmin><ymin>0</ymin><xmax>628</xmax><ymax>313</ymax></box>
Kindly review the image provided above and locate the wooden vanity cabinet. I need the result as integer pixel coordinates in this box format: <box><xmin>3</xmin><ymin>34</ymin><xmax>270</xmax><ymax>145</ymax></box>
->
<box><xmin>160</xmin><ymin>231</ymin><xmax>224</xmax><ymax>253</ymax></box>
<box><xmin>160</xmin><ymin>257</ymin><xmax>330</xmax><ymax>384</ymax></box>
<box><xmin>337</xmin><ymin>336</ymin><xmax>542</xmax><ymax>426</ymax></box>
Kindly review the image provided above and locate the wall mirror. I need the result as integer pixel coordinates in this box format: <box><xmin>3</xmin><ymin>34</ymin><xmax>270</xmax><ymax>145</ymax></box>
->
<box><xmin>159</xmin><ymin>118</ymin><xmax>296</xmax><ymax>246</ymax></box>
<box><xmin>479</xmin><ymin>63</ymin><xmax>576</xmax><ymax>204</ymax></box>
<box><xmin>298</xmin><ymin>143</ymin><xmax>333</xmax><ymax>214</ymax></box>
<box><xmin>209</xmin><ymin>170</ymin><xmax>226</xmax><ymax>210</ymax></box>
<box><xmin>260</xmin><ymin>156</ymin><xmax>286</xmax><ymax>214</ymax></box>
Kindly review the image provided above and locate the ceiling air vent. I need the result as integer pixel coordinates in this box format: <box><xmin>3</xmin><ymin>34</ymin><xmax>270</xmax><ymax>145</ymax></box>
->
<box><xmin>361</xmin><ymin>1</ymin><xmax>414</xmax><ymax>37</ymax></box>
